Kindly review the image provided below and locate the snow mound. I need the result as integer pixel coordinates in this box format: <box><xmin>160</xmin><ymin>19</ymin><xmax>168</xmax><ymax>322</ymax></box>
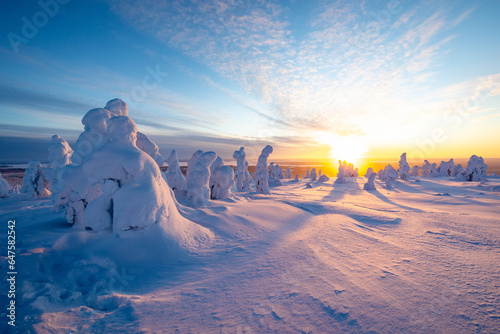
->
<box><xmin>317</xmin><ymin>174</ymin><xmax>329</xmax><ymax>182</ymax></box>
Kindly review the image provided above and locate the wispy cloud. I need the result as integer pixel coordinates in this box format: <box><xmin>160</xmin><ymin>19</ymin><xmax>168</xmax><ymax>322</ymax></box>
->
<box><xmin>109</xmin><ymin>0</ymin><xmax>481</xmax><ymax>138</ymax></box>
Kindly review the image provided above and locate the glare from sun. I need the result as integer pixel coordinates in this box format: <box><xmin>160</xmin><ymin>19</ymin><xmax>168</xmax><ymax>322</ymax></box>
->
<box><xmin>315</xmin><ymin>132</ymin><xmax>368</xmax><ymax>165</ymax></box>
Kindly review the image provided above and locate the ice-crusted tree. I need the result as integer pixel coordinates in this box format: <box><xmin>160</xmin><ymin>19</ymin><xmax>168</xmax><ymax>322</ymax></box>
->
<box><xmin>0</xmin><ymin>173</ymin><xmax>10</xmax><ymax>198</ymax></box>
<box><xmin>47</xmin><ymin>134</ymin><xmax>74</xmax><ymax>192</ymax></box>
<box><xmin>285</xmin><ymin>168</ymin><xmax>292</xmax><ymax>179</ymax></box>
<box><xmin>398</xmin><ymin>153</ymin><xmax>411</xmax><ymax>181</ymax></box>
<box><xmin>136</xmin><ymin>132</ymin><xmax>165</xmax><ymax>167</ymax></box>
<box><xmin>421</xmin><ymin>160</ymin><xmax>438</xmax><ymax>177</ymax></box>
<box><xmin>243</xmin><ymin>161</ymin><xmax>252</xmax><ymax>190</ymax></box>
<box><xmin>255</xmin><ymin>145</ymin><xmax>273</xmax><ymax>194</ymax></box>
<box><xmin>365</xmin><ymin>167</ymin><xmax>374</xmax><ymax>178</ymax></box>
<box><xmin>186</xmin><ymin>150</ymin><xmax>203</xmax><ymax>182</ymax></box>
<box><xmin>451</xmin><ymin>164</ymin><xmax>464</xmax><ymax>177</ymax></box>
<box><xmin>165</xmin><ymin>149</ymin><xmax>186</xmax><ymax>191</ymax></box>
<box><xmin>378</xmin><ymin>165</ymin><xmax>398</xmax><ymax>189</ymax></box>
<box><xmin>233</xmin><ymin>147</ymin><xmax>251</xmax><ymax>191</ymax></box>
<box><xmin>459</xmin><ymin>155</ymin><xmax>488</xmax><ymax>181</ymax></box>
<box><xmin>310</xmin><ymin>168</ymin><xmax>317</xmax><ymax>181</ymax></box>
<box><xmin>49</xmin><ymin>135</ymin><xmax>73</xmax><ymax>169</ymax></box>
<box><xmin>363</xmin><ymin>172</ymin><xmax>377</xmax><ymax>190</ymax></box>
<box><xmin>410</xmin><ymin>166</ymin><xmax>420</xmax><ymax>176</ymax></box>
<box><xmin>209</xmin><ymin>156</ymin><xmax>224</xmax><ymax>195</ymax></box>
<box><xmin>306</xmin><ymin>167</ymin><xmax>310</xmax><ymax>178</ymax></box>
<box><xmin>52</xmin><ymin>98</ymin><xmax>214</xmax><ymax>245</ymax></box>
<box><xmin>211</xmin><ymin>165</ymin><xmax>234</xmax><ymax>200</ymax></box>
<box><xmin>335</xmin><ymin>160</ymin><xmax>357</xmax><ymax>183</ymax></box>
<box><xmin>21</xmin><ymin>160</ymin><xmax>51</xmax><ymax>199</ymax></box>
<box><xmin>186</xmin><ymin>151</ymin><xmax>217</xmax><ymax>206</ymax></box>
<box><xmin>438</xmin><ymin>159</ymin><xmax>455</xmax><ymax>177</ymax></box>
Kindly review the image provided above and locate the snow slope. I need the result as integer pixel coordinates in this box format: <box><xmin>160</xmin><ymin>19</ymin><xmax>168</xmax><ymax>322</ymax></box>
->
<box><xmin>1</xmin><ymin>176</ymin><xmax>499</xmax><ymax>333</ymax></box>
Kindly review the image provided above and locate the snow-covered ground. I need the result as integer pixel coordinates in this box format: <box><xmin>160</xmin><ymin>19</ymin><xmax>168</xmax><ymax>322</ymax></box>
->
<box><xmin>1</xmin><ymin>176</ymin><xmax>499</xmax><ymax>333</ymax></box>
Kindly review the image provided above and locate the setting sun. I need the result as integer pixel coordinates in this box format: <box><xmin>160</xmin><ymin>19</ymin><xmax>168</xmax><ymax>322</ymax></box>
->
<box><xmin>315</xmin><ymin>132</ymin><xmax>368</xmax><ymax>165</ymax></box>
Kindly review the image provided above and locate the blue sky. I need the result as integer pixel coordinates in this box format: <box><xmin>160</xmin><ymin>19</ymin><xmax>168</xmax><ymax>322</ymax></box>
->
<box><xmin>0</xmin><ymin>0</ymin><xmax>499</xmax><ymax>163</ymax></box>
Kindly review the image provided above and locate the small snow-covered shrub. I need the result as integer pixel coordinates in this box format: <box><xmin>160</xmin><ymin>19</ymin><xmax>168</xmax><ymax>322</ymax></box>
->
<box><xmin>0</xmin><ymin>173</ymin><xmax>10</xmax><ymax>197</ymax></box>
<box><xmin>398</xmin><ymin>153</ymin><xmax>411</xmax><ymax>181</ymax></box>
<box><xmin>335</xmin><ymin>161</ymin><xmax>358</xmax><ymax>183</ymax></box>
<box><xmin>365</xmin><ymin>167</ymin><xmax>374</xmax><ymax>178</ymax></box>
<box><xmin>165</xmin><ymin>149</ymin><xmax>186</xmax><ymax>191</ymax></box>
<box><xmin>438</xmin><ymin>159</ymin><xmax>455</xmax><ymax>177</ymax></box>
<box><xmin>285</xmin><ymin>168</ymin><xmax>292</xmax><ymax>179</ymax></box>
<box><xmin>378</xmin><ymin>165</ymin><xmax>398</xmax><ymax>189</ymax></box>
<box><xmin>255</xmin><ymin>145</ymin><xmax>273</xmax><ymax>194</ymax></box>
<box><xmin>306</xmin><ymin>167</ymin><xmax>310</xmax><ymax>178</ymax></box>
<box><xmin>186</xmin><ymin>151</ymin><xmax>217</xmax><ymax>206</ymax></box>
<box><xmin>363</xmin><ymin>173</ymin><xmax>377</xmax><ymax>190</ymax></box>
<box><xmin>310</xmin><ymin>168</ymin><xmax>317</xmax><ymax>181</ymax></box>
<box><xmin>21</xmin><ymin>160</ymin><xmax>51</xmax><ymax>198</ymax></box>
<box><xmin>410</xmin><ymin>166</ymin><xmax>420</xmax><ymax>176</ymax></box>
<box><xmin>210</xmin><ymin>165</ymin><xmax>234</xmax><ymax>200</ymax></box>
<box><xmin>269</xmin><ymin>163</ymin><xmax>284</xmax><ymax>180</ymax></box>
<box><xmin>421</xmin><ymin>160</ymin><xmax>438</xmax><ymax>177</ymax></box>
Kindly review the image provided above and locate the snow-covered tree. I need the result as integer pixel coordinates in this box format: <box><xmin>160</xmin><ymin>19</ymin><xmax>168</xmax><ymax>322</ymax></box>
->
<box><xmin>186</xmin><ymin>151</ymin><xmax>217</xmax><ymax>206</ymax></box>
<box><xmin>310</xmin><ymin>168</ymin><xmax>317</xmax><ymax>181</ymax></box>
<box><xmin>255</xmin><ymin>145</ymin><xmax>273</xmax><ymax>194</ymax></box>
<box><xmin>410</xmin><ymin>166</ymin><xmax>420</xmax><ymax>176</ymax></box>
<box><xmin>21</xmin><ymin>160</ymin><xmax>51</xmax><ymax>198</ymax></box>
<box><xmin>165</xmin><ymin>149</ymin><xmax>186</xmax><ymax>191</ymax></box>
<box><xmin>438</xmin><ymin>159</ymin><xmax>455</xmax><ymax>177</ymax></box>
<box><xmin>211</xmin><ymin>165</ymin><xmax>234</xmax><ymax>200</ymax></box>
<box><xmin>293</xmin><ymin>175</ymin><xmax>299</xmax><ymax>182</ymax></box>
<box><xmin>285</xmin><ymin>168</ymin><xmax>292</xmax><ymax>179</ymax></box>
<box><xmin>48</xmin><ymin>135</ymin><xmax>73</xmax><ymax>169</ymax></box>
<box><xmin>136</xmin><ymin>132</ymin><xmax>165</xmax><ymax>167</ymax></box>
<box><xmin>209</xmin><ymin>156</ymin><xmax>224</xmax><ymax>196</ymax></box>
<box><xmin>451</xmin><ymin>164</ymin><xmax>464</xmax><ymax>177</ymax></box>
<box><xmin>186</xmin><ymin>150</ymin><xmax>203</xmax><ymax>182</ymax></box>
<box><xmin>365</xmin><ymin>167</ymin><xmax>374</xmax><ymax>178</ymax></box>
<box><xmin>398</xmin><ymin>153</ymin><xmax>411</xmax><ymax>181</ymax></box>
<box><xmin>459</xmin><ymin>155</ymin><xmax>488</xmax><ymax>181</ymax></box>
<box><xmin>335</xmin><ymin>160</ymin><xmax>357</xmax><ymax>183</ymax></box>
<box><xmin>306</xmin><ymin>167</ymin><xmax>310</xmax><ymax>178</ymax></box>
<box><xmin>363</xmin><ymin>173</ymin><xmax>377</xmax><ymax>190</ymax></box>
<box><xmin>378</xmin><ymin>165</ymin><xmax>398</xmax><ymax>189</ymax></box>
<box><xmin>233</xmin><ymin>147</ymin><xmax>251</xmax><ymax>191</ymax></box>
<box><xmin>243</xmin><ymin>161</ymin><xmax>253</xmax><ymax>190</ymax></box>
<box><xmin>0</xmin><ymin>173</ymin><xmax>10</xmax><ymax>198</ymax></box>
<box><xmin>421</xmin><ymin>160</ymin><xmax>438</xmax><ymax>177</ymax></box>
<box><xmin>47</xmin><ymin>134</ymin><xmax>74</xmax><ymax>192</ymax></box>
<box><xmin>53</xmin><ymin>98</ymin><xmax>214</xmax><ymax>249</ymax></box>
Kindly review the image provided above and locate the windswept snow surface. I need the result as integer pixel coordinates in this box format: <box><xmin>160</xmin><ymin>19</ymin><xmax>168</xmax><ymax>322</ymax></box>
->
<box><xmin>1</xmin><ymin>176</ymin><xmax>500</xmax><ymax>333</ymax></box>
